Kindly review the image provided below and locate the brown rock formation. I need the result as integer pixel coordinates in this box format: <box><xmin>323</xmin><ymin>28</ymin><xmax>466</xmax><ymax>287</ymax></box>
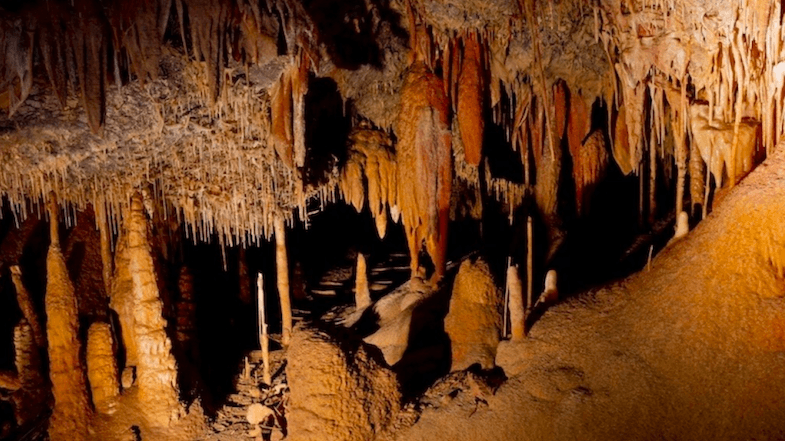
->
<box><xmin>109</xmin><ymin>194</ymin><xmax>181</xmax><ymax>427</ymax></box>
<box><xmin>86</xmin><ymin>322</ymin><xmax>119</xmax><ymax>414</ymax></box>
<box><xmin>46</xmin><ymin>198</ymin><xmax>91</xmax><ymax>441</ymax></box>
<box><xmin>10</xmin><ymin>265</ymin><xmax>45</xmax><ymax>349</ymax></box>
<box><xmin>445</xmin><ymin>257</ymin><xmax>502</xmax><ymax>371</ymax></box>
<box><xmin>396</xmin><ymin>61</ymin><xmax>453</xmax><ymax>280</ymax></box>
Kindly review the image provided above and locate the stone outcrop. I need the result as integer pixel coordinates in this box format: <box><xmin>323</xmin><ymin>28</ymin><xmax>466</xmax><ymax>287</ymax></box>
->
<box><xmin>287</xmin><ymin>324</ymin><xmax>401</xmax><ymax>441</ymax></box>
<box><xmin>444</xmin><ymin>257</ymin><xmax>502</xmax><ymax>371</ymax></box>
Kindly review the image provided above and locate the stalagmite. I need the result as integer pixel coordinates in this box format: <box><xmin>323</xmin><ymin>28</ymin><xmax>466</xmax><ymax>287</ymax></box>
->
<box><xmin>12</xmin><ymin>320</ymin><xmax>45</xmax><ymax>427</ymax></box>
<box><xmin>507</xmin><ymin>263</ymin><xmax>525</xmax><ymax>341</ymax></box>
<box><xmin>673</xmin><ymin>211</ymin><xmax>689</xmax><ymax>240</ymax></box>
<box><xmin>86</xmin><ymin>322</ymin><xmax>119</xmax><ymax>414</ymax></box>
<box><xmin>45</xmin><ymin>197</ymin><xmax>91</xmax><ymax>441</ymax></box>
<box><xmin>257</xmin><ymin>273</ymin><xmax>271</xmax><ymax>385</ymax></box>
<box><xmin>274</xmin><ymin>217</ymin><xmax>292</xmax><ymax>346</ymax></box>
<box><xmin>536</xmin><ymin>270</ymin><xmax>559</xmax><ymax>307</ymax></box>
<box><xmin>457</xmin><ymin>34</ymin><xmax>485</xmax><ymax>166</ymax></box>
<box><xmin>397</xmin><ymin>60</ymin><xmax>452</xmax><ymax>281</ymax></box>
<box><xmin>355</xmin><ymin>253</ymin><xmax>371</xmax><ymax>310</ymax></box>
<box><xmin>10</xmin><ymin>266</ymin><xmax>44</xmax><ymax>349</ymax></box>
<box><xmin>110</xmin><ymin>194</ymin><xmax>181</xmax><ymax>427</ymax></box>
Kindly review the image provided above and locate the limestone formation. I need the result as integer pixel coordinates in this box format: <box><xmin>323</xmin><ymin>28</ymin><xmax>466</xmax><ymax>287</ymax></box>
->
<box><xmin>287</xmin><ymin>325</ymin><xmax>401</xmax><ymax>441</ymax></box>
<box><xmin>506</xmin><ymin>264</ymin><xmax>525</xmax><ymax>341</ymax></box>
<box><xmin>274</xmin><ymin>217</ymin><xmax>293</xmax><ymax>346</ymax></box>
<box><xmin>110</xmin><ymin>194</ymin><xmax>181</xmax><ymax>427</ymax></box>
<box><xmin>86</xmin><ymin>322</ymin><xmax>119</xmax><ymax>414</ymax></box>
<box><xmin>355</xmin><ymin>253</ymin><xmax>371</xmax><ymax>310</ymax></box>
<box><xmin>444</xmin><ymin>257</ymin><xmax>502</xmax><ymax>371</ymax></box>
<box><xmin>12</xmin><ymin>320</ymin><xmax>46</xmax><ymax>427</ymax></box>
<box><xmin>10</xmin><ymin>266</ymin><xmax>45</xmax><ymax>349</ymax></box>
<box><xmin>46</xmin><ymin>198</ymin><xmax>91</xmax><ymax>441</ymax></box>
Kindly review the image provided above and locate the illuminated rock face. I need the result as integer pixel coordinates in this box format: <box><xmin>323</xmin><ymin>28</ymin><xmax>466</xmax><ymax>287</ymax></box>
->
<box><xmin>46</xmin><ymin>219</ymin><xmax>91</xmax><ymax>441</ymax></box>
<box><xmin>445</xmin><ymin>258</ymin><xmax>502</xmax><ymax>371</ymax></box>
<box><xmin>287</xmin><ymin>325</ymin><xmax>401</xmax><ymax>441</ymax></box>
<box><xmin>86</xmin><ymin>322</ymin><xmax>119</xmax><ymax>414</ymax></box>
<box><xmin>110</xmin><ymin>194</ymin><xmax>181</xmax><ymax>427</ymax></box>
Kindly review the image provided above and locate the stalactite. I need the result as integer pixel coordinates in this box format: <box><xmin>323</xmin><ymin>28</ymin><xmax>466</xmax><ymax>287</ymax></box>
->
<box><xmin>274</xmin><ymin>216</ymin><xmax>292</xmax><ymax>346</ymax></box>
<box><xmin>396</xmin><ymin>61</ymin><xmax>452</xmax><ymax>281</ymax></box>
<box><xmin>689</xmin><ymin>135</ymin><xmax>706</xmax><ymax>218</ymax></box>
<box><xmin>45</xmin><ymin>196</ymin><xmax>91</xmax><ymax>441</ymax></box>
<box><xmin>71</xmin><ymin>0</ymin><xmax>108</xmax><ymax>134</ymax></box>
<box><xmin>665</xmin><ymin>86</ymin><xmax>689</xmax><ymax>218</ymax></box>
<box><xmin>97</xmin><ymin>205</ymin><xmax>114</xmax><ymax>298</ymax></box>
<box><xmin>293</xmin><ymin>54</ymin><xmax>310</xmax><ymax>169</ymax></box>
<box><xmin>573</xmin><ymin>130</ymin><xmax>609</xmax><ymax>216</ymax></box>
<box><xmin>86</xmin><ymin>322</ymin><xmax>119</xmax><ymax>414</ymax></box>
<box><xmin>272</xmin><ymin>69</ymin><xmax>295</xmax><ymax>168</ymax></box>
<box><xmin>10</xmin><ymin>266</ymin><xmax>45</xmax><ymax>349</ymax></box>
<box><xmin>457</xmin><ymin>33</ymin><xmax>485</xmax><ymax>166</ymax></box>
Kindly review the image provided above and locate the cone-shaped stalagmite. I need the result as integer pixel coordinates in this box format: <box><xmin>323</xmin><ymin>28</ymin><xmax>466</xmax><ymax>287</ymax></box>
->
<box><xmin>274</xmin><ymin>217</ymin><xmax>292</xmax><ymax>346</ymax></box>
<box><xmin>397</xmin><ymin>61</ymin><xmax>452</xmax><ymax>281</ymax></box>
<box><xmin>355</xmin><ymin>253</ymin><xmax>371</xmax><ymax>309</ymax></box>
<box><xmin>110</xmin><ymin>193</ymin><xmax>180</xmax><ymax>427</ymax></box>
<box><xmin>45</xmin><ymin>197</ymin><xmax>91</xmax><ymax>441</ymax></box>
<box><xmin>86</xmin><ymin>322</ymin><xmax>119</xmax><ymax>414</ymax></box>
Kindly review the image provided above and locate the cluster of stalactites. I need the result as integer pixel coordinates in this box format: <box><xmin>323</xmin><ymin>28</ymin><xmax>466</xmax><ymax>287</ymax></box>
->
<box><xmin>594</xmin><ymin>0</ymin><xmax>781</xmax><ymax>217</ymax></box>
<box><xmin>0</xmin><ymin>0</ymin><xmax>314</xmax><ymax>134</ymax></box>
<box><xmin>340</xmin><ymin>124</ymin><xmax>399</xmax><ymax>239</ymax></box>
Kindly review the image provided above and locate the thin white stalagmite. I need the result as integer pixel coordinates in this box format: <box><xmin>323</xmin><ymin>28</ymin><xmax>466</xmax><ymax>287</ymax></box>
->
<box><xmin>257</xmin><ymin>273</ymin><xmax>271</xmax><ymax>386</ymax></box>
<box><xmin>274</xmin><ymin>216</ymin><xmax>292</xmax><ymax>346</ymax></box>
<box><xmin>507</xmin><ymin>262</ymin><xmax>525</xmax><ymax>341</ymax></box>
<box><xmin>526</xmin><ymin>216</ymin><xmax>533</xmax><ymax>309</ymax></box>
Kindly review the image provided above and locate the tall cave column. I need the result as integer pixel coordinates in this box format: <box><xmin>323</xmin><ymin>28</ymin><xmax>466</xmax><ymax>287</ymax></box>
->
<box><xmin>274</xmin><ymin>216</ymin><xmax>292</xmax><ymax>346</ymax></box>
<box><xmin>507</xmin><ymin>264</ymin><xmax>525</xmax><ymax>341</ymax></box>
<box><xmin>110</xmin><ymin>193</ymin><xmax>181</xmax><ymax>426</ymax></box>
<box><xmin>45</xmin><ymin>196</ymin><xmax>91</xmax><ymax>441</ymax></box>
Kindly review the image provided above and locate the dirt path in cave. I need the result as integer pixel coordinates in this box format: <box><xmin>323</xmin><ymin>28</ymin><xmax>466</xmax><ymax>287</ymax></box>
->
<box><xmin>394</xmin><ymin>149</ymin><xmax>785</xmax><ymax>440</ymax></box>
